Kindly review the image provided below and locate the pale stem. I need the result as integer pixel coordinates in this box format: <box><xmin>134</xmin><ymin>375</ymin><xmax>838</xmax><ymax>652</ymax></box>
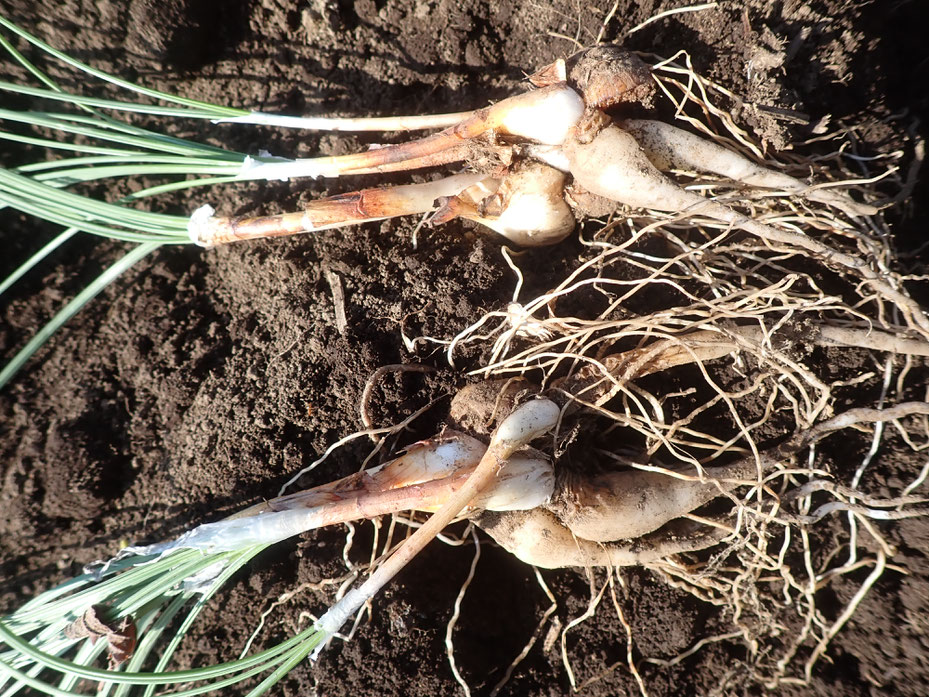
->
<box><xmin>311</xmin><ymin>399</ymin><xmax>560</xmax><ymax>653</ymax></box>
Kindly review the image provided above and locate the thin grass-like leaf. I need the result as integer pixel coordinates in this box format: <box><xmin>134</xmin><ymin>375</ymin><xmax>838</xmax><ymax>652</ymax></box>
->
<box><xmin>0</xmin><ymin>30</ymin><xmax>62</xmax><ymax>95</ymax></box>
<box><xmin>0</xmin><ymin>17</ymin><xmax>246</xmax><ymax>119</ymax></box>
<box><xmin>0</xmin><ymin>17</ymin><xmax>345</xmax><ymax>695</ymax></box>
<box><xmin>0</xmin><ymin>82</ymin><xmax>251</xmax><ymax>120</ymax></box>
<box><xmin>0</xmin><ymin>109</ymin><xmax>245</xmax><ymax>158</ymax></box>
<box><xmin>0</xmin><ymin>130</ymin><xmax>140</xmax><ymax>157</ymax></box>
<box><xmin>0</xmin><ymin>169</ymin><xmax>190</xmax><ymax>236</ymax></box>
<box><xmin>18</xmin><ymin>155</ymin><xmax>245</xmax><ymax>174</ymax></box>
<box><xmin>0</xmin><ymin>194</ymin><xmax>178</xmax><ymax>241</ymax></box>
<box><xmin>0</xmin><ymin>228</ymin><xmax>76</xmax><ymax>299</ymax></box>
<box><xmin>0</xmin><ymin>16</ymin><xmax>469</xmax><ymax>133</ymax></box>
<box><xmin>0</xmin><ymin>544</ymin><xmax>329</xmax><ymax>696</ymax></box>
<box><xmin>123</xmin><ymin>176</ymin><xmax>243</xmax><ymax>200</ymax></box>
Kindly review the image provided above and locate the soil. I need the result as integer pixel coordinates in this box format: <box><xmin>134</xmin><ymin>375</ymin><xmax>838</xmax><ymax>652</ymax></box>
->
<box><xmin>2</xmin><ymin>1</ymin><xmax>929</xmax><ymax>696</ymax></box>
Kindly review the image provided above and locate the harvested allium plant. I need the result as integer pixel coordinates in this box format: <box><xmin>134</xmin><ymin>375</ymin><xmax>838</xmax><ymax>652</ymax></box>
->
<box><xmin>1</xmin><ymin>19</ymin><xmax>918</xmax><ymax>388</ymax></box>
<box><xmin>5</xmin><ymin>165</ymin><xmax>929</xmax><ymax>692</ymax></box>
<box><xmin>2</xmin><ymin>17</ymin><xmax>929</xmax><ymax>697</ymax></box>
<box><xmin>428</xmin><ymin>57</ymin><xmax>929</xmax><ymax>689</ymax></box>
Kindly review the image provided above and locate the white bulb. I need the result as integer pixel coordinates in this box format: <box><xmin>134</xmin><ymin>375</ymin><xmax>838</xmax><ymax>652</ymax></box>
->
<box><xmin>500</xmin><ymin>86</ymin><xmax>584</xmax><ymax>145</ymax></box>
<box><xmin>477</xmin><ymin>455</ymin><xmax>555</xmax><ymax>511</ymax></box>
<box><xmin>493</xmin><ymin>399</ymin><xmax>560</xmax><ymax>447</ymax></box>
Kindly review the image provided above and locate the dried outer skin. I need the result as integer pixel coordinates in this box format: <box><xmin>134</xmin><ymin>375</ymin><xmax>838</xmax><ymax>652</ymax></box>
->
<box><xmin>473</xmin><ymin>161</ymin><xmax>577</xmax><ymax>246</ymax></box>
<box><xmin>547</xmin><ymin>469</ymin><xmax>727</xmax><ymax>542</ymax></box>
<box><xmin>449</xmin><ymin>377</ymin><xmax>539</xmax><ymax>435</ymax></box>
<box><xmin>565</xmin><ymin>46</ymin><xmax>655</xmax><ymax>110</ymax></box>
<box><xmin>474</xmin><ymin>508</ymin><xmax>727</xmax><ymax>569</ymax></box>
<box><xmin>63</xmin><ymin>605</ymin><xmax>137</xmax><ymax>668</ymax></box>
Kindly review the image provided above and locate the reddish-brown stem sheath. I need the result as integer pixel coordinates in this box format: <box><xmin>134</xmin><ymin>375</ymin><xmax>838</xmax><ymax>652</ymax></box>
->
<box><xmin>196</xmin><ymin>172</ymin><xmax>489</xmax><ymax>245</ymax></box>
<box><xmin>248</xmin><ymin>468</ymin><xmax>484</xmax><ymax>532</ymax></box>
<box><xmin>308</xmin><ymin>141</ymin><xmax>478</xmax><ymax>177</ymax></box>
<box><xmin>313</xmin><ymin>399</ymin><xmax>560</xmax><ymax>644</ymax></box>
<box><xmin>293</xmin><ymin>84</ymin><xmax>582</xmax><ymax>178</ymax></box>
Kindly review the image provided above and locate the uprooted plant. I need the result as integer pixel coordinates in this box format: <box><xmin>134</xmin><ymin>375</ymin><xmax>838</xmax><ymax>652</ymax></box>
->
<box><xmin>430</xmin><ymin>110</ymin><xmax>929</xmax><ymax>685</ymax></box>
<box><xmin>1</xmin><ymin>18</ymin><xmax>914</xmax><ymax>387</ymax></box>
<box><xmin>2</xmin><ymin>13</ymin><xmax>929</xmax><ymax>697</ymax></box>
<box><xmin>3</xmin><ymin>253</ymin><xmax>929</xmax><ymax>694</ymax></box>
<box><xmin>4</xmin><ymin>139</ymin><xmax>929</xmax><ymax>690</ymax></box>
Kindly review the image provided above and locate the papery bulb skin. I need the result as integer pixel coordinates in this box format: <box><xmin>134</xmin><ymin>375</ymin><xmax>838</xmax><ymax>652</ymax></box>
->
<box><xmin>566</xmin><ymin>46</ymin><xmax>654</xmax><ymax>110</ymax></box>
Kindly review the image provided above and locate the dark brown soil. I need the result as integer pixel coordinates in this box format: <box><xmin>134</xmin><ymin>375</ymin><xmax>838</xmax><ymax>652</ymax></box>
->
<box><xmin>2</xmin><ymin>1</ymin><xmax>929</xmax><ymax>696</ymax></box>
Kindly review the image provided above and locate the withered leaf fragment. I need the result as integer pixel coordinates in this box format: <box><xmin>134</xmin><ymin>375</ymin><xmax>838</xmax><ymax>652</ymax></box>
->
<box><xmin>63</xmin><ymin>605</ymin><xmax>137</xmax><ymax>668</ymax></box>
